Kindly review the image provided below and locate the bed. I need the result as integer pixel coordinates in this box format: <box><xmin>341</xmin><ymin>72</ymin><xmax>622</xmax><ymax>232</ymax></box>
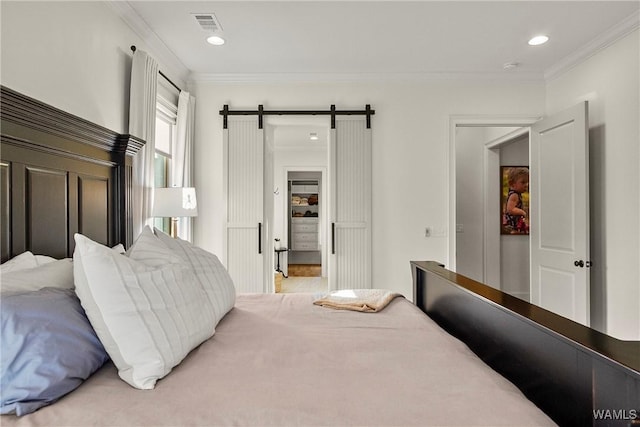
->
<box><xmin>0</xmin><ymin>85</ymin><xmax>633</xmax><ymax>426</ymax></box>
<box><xmin>1</xmin><ymin>289</ymin><xmax>555</xmax><ymax>426</ymax></box>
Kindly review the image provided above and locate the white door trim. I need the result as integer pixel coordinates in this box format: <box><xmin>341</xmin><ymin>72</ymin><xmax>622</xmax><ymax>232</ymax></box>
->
<box><xmin>482</xmin><ymin>144</ymin><xmax>501</xmax><ymax>287</ymax></box>
<box><xmin>485</xmin><ymin>127</ymin><xmax>530</xmax><ymax>149</ymax></box>
<box><xmin>448</xmin><ymin>115</ymin><xmax>540</xmax><ymax>271</ymax></box>
<box><xmin>281</xmin><ymin>166</ymin><xmax>328</xmax><ymax>279</ymax></box>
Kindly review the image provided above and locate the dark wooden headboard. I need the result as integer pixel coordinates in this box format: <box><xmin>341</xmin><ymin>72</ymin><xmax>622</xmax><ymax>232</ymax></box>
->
<box><xmin>0</xmin><ymin>86</ymin><xmax>143</xmax><ymax>261</ymax></box>
<box><xmin>412</xmin><ymin>261</ymin><xmax>640</xmax><ymax>427</ymax></box>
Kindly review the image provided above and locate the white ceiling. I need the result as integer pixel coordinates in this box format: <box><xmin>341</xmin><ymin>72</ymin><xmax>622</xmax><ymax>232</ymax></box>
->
<box><xmin>119</xmin><ymin>1</ymin><xmax>638</xmax><ymax>146</ymax></box>
<box><xmin>270</xmin><ymin>125</ymin><xmax>329</xmax><ymax>149</ymax></box>
<box><xmin>124</xmin><ymin>1</ymin><xmax>639</xmax><ymax>82</ymax></box>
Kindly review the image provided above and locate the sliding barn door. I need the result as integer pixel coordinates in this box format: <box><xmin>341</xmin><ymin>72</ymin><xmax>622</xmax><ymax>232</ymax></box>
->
<box><xmin>224</xmin><ymin>117</ymin><xmax>265</xmax><ymax>293</ymax></box>
<box><xmin>329</xmin><ymin>117</ymin><xmax>372</xmax><ymax>290</ymax></box>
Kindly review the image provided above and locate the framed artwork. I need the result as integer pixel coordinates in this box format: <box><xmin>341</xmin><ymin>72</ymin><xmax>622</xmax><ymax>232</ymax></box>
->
<box><xmin>501</xmin><ymin>166</ymin><xmax>530</xmax><ymax>235</ymax></box>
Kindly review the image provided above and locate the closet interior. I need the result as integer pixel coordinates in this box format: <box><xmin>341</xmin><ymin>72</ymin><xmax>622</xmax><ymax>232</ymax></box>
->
<box><xmin>288</xmin><ymin>172</ymin><xmax>321</xmax><ymax>276</ymax></box>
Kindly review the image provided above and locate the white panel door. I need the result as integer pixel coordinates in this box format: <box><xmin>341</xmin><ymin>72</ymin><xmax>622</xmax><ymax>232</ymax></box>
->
<box><xmin>530</xmin><ymin>102</ymin><xmax>589</xmax><ymax>325</ymax></box>
<box><xmin>329</xmin><ymin>118</ymin><xmax>372</xmax><ymax>290</ymax></box>
<box><xmin>224</xmin><ymin>117</ymin><xmax>264</xmax><ymax>293</ymax></box>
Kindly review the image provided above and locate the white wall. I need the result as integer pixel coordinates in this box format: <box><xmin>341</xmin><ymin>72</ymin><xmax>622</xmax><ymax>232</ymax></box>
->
<box><xmin>545</xmin><ymin>29</ymin><xmax>640</xmax><ymax>340</ymax></box>
<box><xmin>192</xmin><ymin>80</ymin><xmax>546</xmax><ymax>299</ymax></box>
<box><xmin>455</xmin><ymin>127</ymin><xmax>486</xmax><ymax>283</ymax></box>
<box><xmin>4</xmin><ymin>1</ymin><xmax>635</xmax><ymax>339</ymax></box>
<box><xmin>0</xmin><ymin>1</ymin><xmax>183</xmax><ymax>134</ymax></box>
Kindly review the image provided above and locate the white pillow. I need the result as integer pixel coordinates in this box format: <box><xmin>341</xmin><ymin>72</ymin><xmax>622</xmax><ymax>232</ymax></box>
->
<box><xmin>35</xmin><ymin>255</ymin><xmax>57</xmax><ymax>266</ymax></box>
<box><xmin>128</xmin><ymin>229</ymin><xmax>218</xmax><ymax>325</ymax></box>
<box><xmin>154</xmin><ymin>228</ymin><xmax>236</xmax><ymax>325</ymax></box>
<box><xmin>111</xmin><ymin>243</ymin><xmax>126</xmax><ymax>254</ymax></box>
<box><xmin>126</xmin><ymin>228</ymin><xmax>184</xmax><ymax>267</ymax></box>
<box><xmin>1</xmin><ymin>259</ymin><xmax>74</xmax><ymax>293</ymax></box>
<box><xmin>1</xmin><ymin>252</ymin><xmax>38</xmax><ymax>273</ymax></box>
<box><xmin>73</xmin><ymin>230</ymin><xmax>216</xmax><ymax>390</ymax></box>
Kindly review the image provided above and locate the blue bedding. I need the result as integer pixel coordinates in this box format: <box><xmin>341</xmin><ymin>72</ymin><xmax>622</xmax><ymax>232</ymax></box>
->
<box><xmin>1</xmin><ymin>288</ymin><xmax>109</xmax><ymax>415</ymax></box>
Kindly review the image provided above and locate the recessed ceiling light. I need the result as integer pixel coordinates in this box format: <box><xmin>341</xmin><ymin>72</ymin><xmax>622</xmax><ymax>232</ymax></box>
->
<box><xmin>503</xmin><ymin>62</ymin><xmax>520</xmax><ymax>70</ymax></box>
<box><xmin>528</xmin><ymin>35</ymin><xmax>549</xmax><ymax>46</ymax></box>
<box><xmin>309</xmin><ymin>133</ymin><xmax>319</xmax><ymax>141</ymax></box>
<box><xmin>207</xmin><ymin>35</ymin><xmax>225</xmax><ymax>46</ymax></box>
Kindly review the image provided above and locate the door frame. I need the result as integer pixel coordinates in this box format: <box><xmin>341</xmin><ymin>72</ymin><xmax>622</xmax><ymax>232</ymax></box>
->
<box><xmin>483</xmin><ymin>127</ymin><xmax>530</xmax><ymax>290</ymax></box>
<box><xmin>266</xmin><ymin>115</ymin><xmax>330</xmax><ymax>288</ymax></box>
<box><xmin>448</xmin><ymin>115</ymin><xmax>540</xmax><ymax>274</ymax></box>
<box><xmin>281</xmin><ymin>166</ymin><xmax>328</xmax><ymax>279</ymax></box>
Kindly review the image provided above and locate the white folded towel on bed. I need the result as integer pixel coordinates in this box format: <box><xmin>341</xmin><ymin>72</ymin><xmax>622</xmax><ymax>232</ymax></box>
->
<box><xmin>313</xmin><ymin>289</ymin><xmax>403</xmax><ymax>312</ymax></box>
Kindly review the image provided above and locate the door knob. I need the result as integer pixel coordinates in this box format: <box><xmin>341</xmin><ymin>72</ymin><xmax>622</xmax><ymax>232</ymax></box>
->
<box><xmin>574</xmin><ymin>260</ymin><xmax>584</xmax><ymax>268</ymax></box>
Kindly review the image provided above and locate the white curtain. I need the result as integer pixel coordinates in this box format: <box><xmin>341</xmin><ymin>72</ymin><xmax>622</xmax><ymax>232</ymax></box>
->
<box><xmin>129</xmin><ymin>50</ymin><xmax>158</xmax><ymax>240</ymax></box>
<box><xmin>172</xmin><ymin>90</ymin><xmax>196</xmax><ymax>241</ymax></box>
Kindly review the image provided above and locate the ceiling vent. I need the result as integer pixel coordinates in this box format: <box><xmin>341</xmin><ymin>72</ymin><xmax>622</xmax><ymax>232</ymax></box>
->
<box><xmin>192</xmin><ymin>13</ymin><xmax>223</xmax><ymax>33</ymax></box>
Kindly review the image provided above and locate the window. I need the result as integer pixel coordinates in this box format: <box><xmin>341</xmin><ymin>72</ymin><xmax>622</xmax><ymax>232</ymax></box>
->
<box><xmin>154</xmin><ymin>95</ymin><xmax>178</xmax><ymax>234</ymax></box>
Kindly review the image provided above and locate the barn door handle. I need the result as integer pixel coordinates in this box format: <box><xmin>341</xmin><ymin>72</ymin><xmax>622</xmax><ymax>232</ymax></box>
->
<box><xmin>331</xmin><ymin>222</ymin><xmax>336</xmax><ymax>254</ymax></box>
<box><xmin>258</xmin><ymin>222</ymin><xmax>262</xmax><ymax>254</ymax></box>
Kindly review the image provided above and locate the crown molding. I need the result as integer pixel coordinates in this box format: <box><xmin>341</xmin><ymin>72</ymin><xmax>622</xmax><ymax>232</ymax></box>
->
<box><xmin>545</xmin><ymin>10</ymin><xmax>639</xmax><ymax>81</ymax></box>
<box><xmin>106</xmin><ymin>1</ymin><xmax>190</xmax><ymax>89</ymax></box>
<box><xmin>190</xmin><ymin>70</ymin><xmax>544</xmax><ymax>84</ymax></box>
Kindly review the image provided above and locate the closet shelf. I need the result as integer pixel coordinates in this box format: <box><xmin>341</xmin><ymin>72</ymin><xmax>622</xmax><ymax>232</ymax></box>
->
<box><xmin>290</xmin><ymin>179</ymin><xmax>320</xmax><ymax>251</ymax></box>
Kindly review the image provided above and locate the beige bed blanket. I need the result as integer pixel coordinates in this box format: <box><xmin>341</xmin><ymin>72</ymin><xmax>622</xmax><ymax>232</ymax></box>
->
<box><xmin>3</xmin><ymin>293</ymin><xmax>556</xmax><ymax>426</ymax></box>
<box><xmin>313</xmin><ymin>289</ymin><xmax>402</xmax><ymax>312</ymax></box>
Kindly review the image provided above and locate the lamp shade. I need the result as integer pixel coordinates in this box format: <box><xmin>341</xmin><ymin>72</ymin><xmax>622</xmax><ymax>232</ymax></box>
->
<box><xmin>152</xmin><ymin>187</ymin><xmax>198</xmax><ymax>217</ymax></box>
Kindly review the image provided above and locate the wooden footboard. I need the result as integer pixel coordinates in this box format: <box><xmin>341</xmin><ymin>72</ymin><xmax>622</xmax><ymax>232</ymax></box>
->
<box><xmin>411</xmin><ymin>261</ymin><xmax>640</xmax><ymax>427</ymax></box>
